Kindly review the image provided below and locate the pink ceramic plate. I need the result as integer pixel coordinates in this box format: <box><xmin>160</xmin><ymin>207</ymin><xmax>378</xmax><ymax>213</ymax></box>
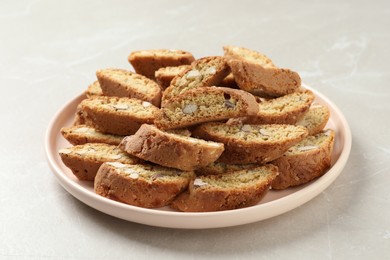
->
<box><xmin>45</xmin><ymin>84</ymin><xmax>351</xmax><ymax>229</ymax></box>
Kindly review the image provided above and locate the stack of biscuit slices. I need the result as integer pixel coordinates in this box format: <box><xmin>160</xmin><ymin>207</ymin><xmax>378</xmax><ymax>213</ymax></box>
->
<box><xmin>59</xmin><ymin>46</ymin><xmax>335</xmax><ymax>212</ymax></box>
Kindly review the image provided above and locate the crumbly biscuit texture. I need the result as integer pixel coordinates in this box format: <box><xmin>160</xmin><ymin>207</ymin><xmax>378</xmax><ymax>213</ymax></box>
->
<box><xmin>59</xmin><ymin>143</ymin><xmax>139</xmax><ymax>181</ymax></box>
<box><xmin>59</xmin><ymin>46</ymin><xmax>336</xmax><ymax>212</ymax></box>
<box><xmin>271</xmin><ymin>130</ymin><xmax>335</xmax><ymax>189</ymax></box>
<box><xmin>162</xmin><ymin>56</ymin><xmax>231</xmax><ymax>104</ymax></box>
<box><xmin>76</xmin><ymin>96</ymin><xmax>158</xmax><ymax>135</ymax></box>
<box><xmin>85</xmin><ymin>81</ymin><xmax>103</xmax><ymax>98</ymax></box>
<box><xmin>245</xmin><ymin>89</ymin><xmax>315</xmax><ymax>124</ymax></box>
<box><xmin>297</xmin><ymin>104</ymin><xmax>330</xmax><ymax>135</ymax></box>
<box><xmin>195</xmin><ymin>162</ymin><xmax>259</xmax><ymax>176</ymax></box>
<box><xmin>96</xmin><ymin>68</ymin><xmax>162</xmax><ymax>107</ymax></box>
<box><xmin>61</xmin><ymin>125</ymin><xmax>125</xmax><ymax>146</ymax></box>
<box><xmin>128</xmin><ymin>49</ymin><xmax>195</xmax><ymax>79</ymax></box>
<box><xmin>155</xmin><ymin>65</ymin><xmax>190</xmax><ymax>90</ymax></box>
<box><xmin>156</xmin><ymin>86</ymin><xmax>259</xmax><ymax>130</ymax></box>
<box><xmin>94</xmin><ymin>162</ymin><xmax>194</xmax><ymax>208</ymax></box>
<box><xmin>228</xmin><ymin>59</ymin><xmax>301</xmax><ymax>97</ymax></box>
<box><xmin>193</xmin><ymin>122</ymin><xmax>308</xmax><ymax>164</ymax></box>
<box><xmin>170</xmin><ymin>164</ymin><xmax>278</xmax><ymax>212</ymax></box>
<box><xmin>119</xmin><ymin>124</ymin><xmax>224</xmax><ymax>171</ymax></box>
<box><xmin>223</xmin><ymin>45</ymin><xmax>275</xmax><ymax>67</ymax></box>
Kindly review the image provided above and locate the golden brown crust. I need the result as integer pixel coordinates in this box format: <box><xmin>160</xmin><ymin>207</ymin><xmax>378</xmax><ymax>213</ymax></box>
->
<box><xmin>228</xmin><ymin>59</ymin><xmax>301</xmax><ymax>97</ymax></box>
<box><xmin>77</xmin><ymin>96</ymin><xmax>158</xmax><ymax>135</ymax></box>
<box><xmin>85</xmin><ymin>81</ymin><xmax>103</xmax><ymax>98</ymax></box>
<box><xmin>96</xmin><ymin>68</ymin><xmax>162</xmax><ymax>107</ymax></box>
<box><xmin>155</xmin><ymin>86</ymin><xmax>259</xmax><ymax>130</ymax></box>
<box><xmin>245</xmin><ymin>89</ymin><xmax>315</xmax><ymax>124</ymax></box>
<box><xmin>155</xmin><ymin>65</ymin><xmax>190</xmax><ymax>90</ymax></box>
<box><xmin>297</xmin><ymin>104</ymin><xmax>330</xmax><ymax>135</ymax></box>
<box><xmin>61</xmin><ymin>125</ymin><xmax>124</xmax><ymax>146</ymax></box>
<box><xmin>128</xmin><ymin>49</ymin><xmax>195</xmax><ymax>79</ymax></box>
<box><xmin>119</xmin><ymin>124</ymin><xmax>224</xmax><ymax>171</ymax></box>
<box><xmin>223</xmin><ymin>45</ymin><xmax>275</xmax><ymax>67</ymax></box>
<box><xmin>193</xmin><ymin>123</ymin><xmax>308</xmax><ymax>164</ymax></box>
<box><xmin>195</xmin><ymin>162</ymin><xmax>260</xmax><ymax>176</ymax></box>
<box><xmin>59</xmin><ymin>143</ymin><xmax>139</xmax><ymax>181</ymax></box>
<box><xmin>94</xmin><ymin>162</ymin><xmax>194</xmax><ymax>208</ymax></box>
<box><xmin>271</xmin><ymin>130</ymin><xmax>335</xmax><ymax>189</ymax></box>
<box><xmin>162</xmin><ymin>56</ymin><xmax>231</xmax><ymax>104</ymax></box>
<box><xmin>170</xmin><ymin>164</ymin><xmax>278</xmax><ymax>212</ymax></box>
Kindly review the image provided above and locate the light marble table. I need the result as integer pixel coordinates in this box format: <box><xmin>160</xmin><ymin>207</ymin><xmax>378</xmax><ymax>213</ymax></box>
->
<box><xmin>1</xmin><ymin>0</ymin><xmax>389</xmax><ymax>259</ymax></box>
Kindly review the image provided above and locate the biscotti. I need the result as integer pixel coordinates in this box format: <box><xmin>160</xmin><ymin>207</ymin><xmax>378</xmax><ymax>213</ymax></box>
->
<box><xmin>155</xmin><ymin>65</ymin><xmax>190</xmax><ymax>90</ymax></box>
<box><xmin>155</xmin><ymin>86</ymin><xmax>259</xmax><ymax>130</ymax></box>
<box><xmin>223</xmin><ymin>45</ymin><xmax>275</xmax><ymax>68</ymax></box>
<box><xmin>245</xmin><ymin>89</ymin><xmax>315</xmax><ymax>124</ymax></box>
<box><xmin>119</xmin><ymin>124</ymin><xmax>224</xmax><ymax>171</ymax></box>
<box><xmin>297</xmin><ymin>104</ymin><xmax>330</xmax><ymax>135</ymax></box>
<box><xmin>59</xmin><ymin>143</ymin><xmax>139</xmax><ymax>181</ymax></box>
<box><xmin>162</xmin><ymin>56</ymin><xmax>231</xmax><ymax>104</ymax></box>
<box><xmin>228</xmin><ymin>59</ymin><xmax>301</xmax><ymax>97</ymax></box>
<box><xmin>193</xmin><ymin>122</ymin><xmax>308</xmax><ymax>164</ymax></box>
<box><xmin>76</xmin><ymin>96</ymin><xmax>158</xmax><ymax>135</ymax></box>
<box><xmin>170</xmin><ymin>164</ymin><xmax>278</xmax><ymax>212</ymax></box>
<box><xmin>271</xmin><ymin>130</ymin><xmax>335</xmax><ymax>189</ymax></box>
<box><xmin>96</xmin><ymin>68</ymin><xmax>162</xmax><ymax>107</ymax></box>
<box><xmin>61</xmin><ymin>125</ymin><xmax>124</xmax><ymax>146</ymax></box>
<box><xmin>195</xmin><ymin>162</ymin><xmax>259</xmax><ymax>176</ymax></box>
<box><xmin>223</xmin><ymin>46</ymin><xmax>301</xmax><ymax>97</ymax></box>
<box><xmin>58</xmin><ymin>45</ymin><xmax>337</xmax><ymax>213</ymax></box>
<box><xmin>128</xmin><ymin>49</ymin><xmax>195</xmax><ymax>79</ymax></box>
<box><xmin>85</xmin><ymin>81</ymin><xmax>103</xmax><ymax>98</ymax></box>
<box><xmin>94</xmin><ymin>162</ymin><xmax>194</xmax><ymax>208</ymax></box>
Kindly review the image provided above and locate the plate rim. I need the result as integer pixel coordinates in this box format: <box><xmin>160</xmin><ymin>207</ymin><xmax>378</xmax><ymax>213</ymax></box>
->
<box><xmin>45</xmin><ymin>84</ymin><xmax>352</xmax><ymax>229</ymax></box>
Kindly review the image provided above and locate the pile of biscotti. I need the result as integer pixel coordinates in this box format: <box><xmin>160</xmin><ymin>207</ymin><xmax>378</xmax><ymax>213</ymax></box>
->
<box><xmin>59</xmin><ymin>46</ymin><xmax>335</xmax><ymax>212</ymax></box>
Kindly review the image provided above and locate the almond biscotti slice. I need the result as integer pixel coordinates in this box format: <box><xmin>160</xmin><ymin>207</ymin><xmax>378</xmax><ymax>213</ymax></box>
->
<box><xmin>228</xmin><ymin>59</ymin><xmax>301</xmax><ymax>97</ymax></box>
<box><xmin>223</xmin><ymin>45</ymin><xmax>275</xmax><ymax>68</ymax></box>
<box><xmin>155</xmin><ymin>65</ymin><xmax>190</xmax><ymax>90</ymax></box>
<box><xmin>128</xmin><ymin>49</ymin><xmax>195</xmax><ymax>79</ymax></box>
<box><xmin>155</xmin><ymin>87</ymin><xmax>258</xmax><ymax>130</ymax></box>
<box><xmin>297</xmin><ymin>104</ymin><xmax>330</xmax><ymax>135</ymax></box>
<box><xmin>59</xmin><ymin>143</ymin><xmax>139</xmax><ymax>181</ymax></box>
<box><xmin>223</xmin><ymin>46</ymin><xmax>301</xmax><ymax>97</ymax></box>
<box><xmin>245</xmin><ymin>89</ymin><xmax>315</xmax><ymax>124</ymax></box>
<box><xmin>170</xmin><ymin>164</ymin><xmax>278</xmax><ymax>212</ymax></box>
<box><xmin>96</xmin><ymin>68</ymin><xmax>162</xmax><ymax>107</ymax></box>
<box><xmin>85</xmin><ymin>81</ymin><xmax>103</xmax><ymax>98</ymax></box>
<box><xmin>61</xmin><ymin>125</ymin><xmax>125</xmax><ymax>146</ymax></box>
<box><xmin>94</xmin><ymin>162</ymin><xmax>194</xmax><ymax>208</ymax></box>
<box><xmin>271</xmin><ymin>129</ymin><xmax>335</xmax><ymax>189</ymax></box>
<box><xmin>193</xmin><ymin>122</ymin><xmax>308</xmax><ymax>164</ymax></box>
<box><xmin>195</xmin><ymin>162</ymin><xmax>259</xmax><ymax>176</ymax></box>
<box><xmin>76</xmin><ymin>96</ymin><xmax>158</xmax><ymax>135</ymax></box>
<box><xmin>162</xmin><ymin>56</ymin><xmax>231</xmax><ymax>104</ymax></box>
<box><xmin>119</xmin><ymin>124</ymin><xmax>224</xmax><ymax>171</ymax></box>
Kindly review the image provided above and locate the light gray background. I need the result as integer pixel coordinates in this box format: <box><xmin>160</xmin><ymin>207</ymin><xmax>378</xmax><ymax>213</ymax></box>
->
<box><xmin>1</xmin><ymin>0</ymin><xmax>389</xmax><ymax>259</ymax></box>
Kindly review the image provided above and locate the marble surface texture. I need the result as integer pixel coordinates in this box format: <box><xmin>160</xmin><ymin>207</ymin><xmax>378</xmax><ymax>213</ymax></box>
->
<box><xmin>1</xmin><ymin>0</ymin><xmax>389</xmax><ymax>259</ymax></box>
